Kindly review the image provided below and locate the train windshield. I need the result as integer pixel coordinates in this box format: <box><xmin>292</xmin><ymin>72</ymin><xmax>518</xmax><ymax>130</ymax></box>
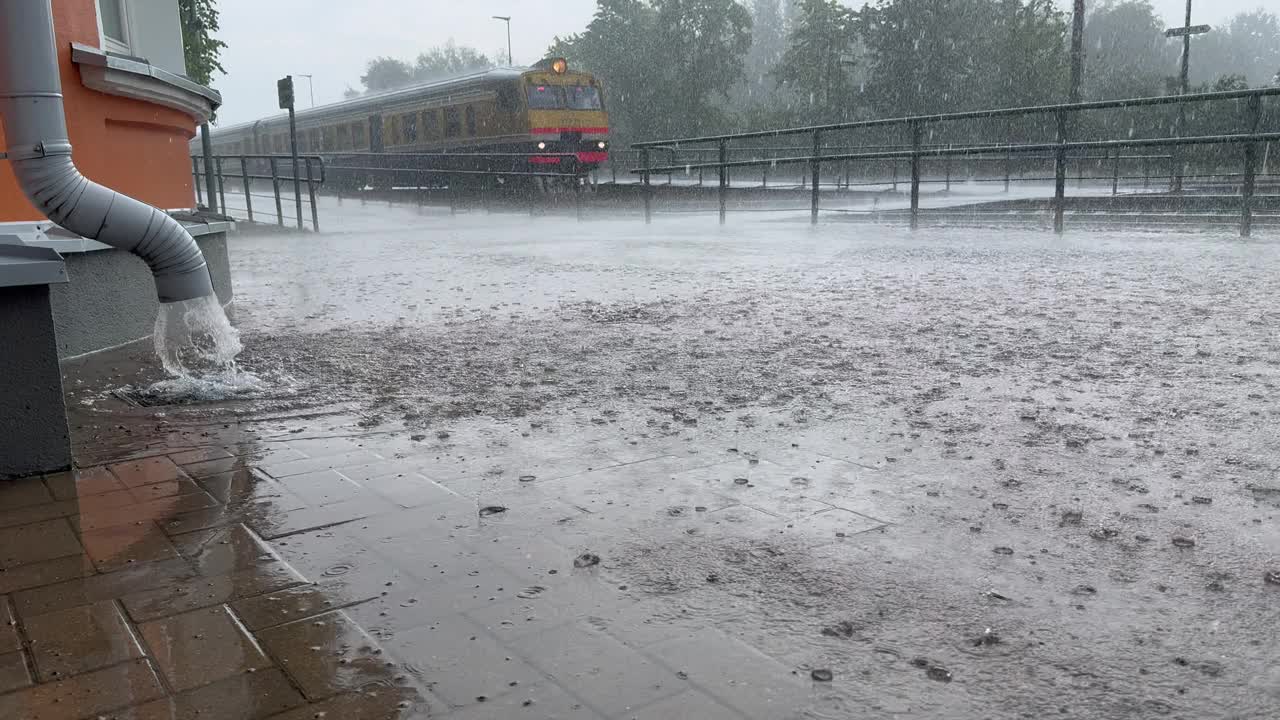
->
<box><xmin>566</xmin><ymin>85</ymin><xmax>603</xmax><ymax>110</ymax></box>
<box><xmin>527</xmin><ymin>85</ymin><xmax>564</xmax><ymax>109</ymax></box>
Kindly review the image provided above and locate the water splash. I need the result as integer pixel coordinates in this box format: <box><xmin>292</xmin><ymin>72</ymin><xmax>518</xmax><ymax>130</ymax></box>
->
<box><xmin>146</xmin><ymin>294</ymin><xmax>266</xmax><ymax>401</ymax></box>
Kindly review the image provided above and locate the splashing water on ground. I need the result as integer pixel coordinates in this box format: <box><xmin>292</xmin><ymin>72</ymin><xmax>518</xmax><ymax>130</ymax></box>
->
<box><xmin>146</xmin><ymin>294</ymin><xmax>267</xmax><ymax>401</ymax></box>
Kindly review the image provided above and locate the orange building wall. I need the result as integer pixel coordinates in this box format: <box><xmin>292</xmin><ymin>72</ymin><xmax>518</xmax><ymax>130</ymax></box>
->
<box><xmin>0</xmin><ymin>0</ymin><xmax>198</xmax><ymax>222</ymax></box>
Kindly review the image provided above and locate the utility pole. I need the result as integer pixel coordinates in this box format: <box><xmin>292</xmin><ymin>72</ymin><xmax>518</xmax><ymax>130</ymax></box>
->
<box><xmin>1068</xmin><ymin>0</ymin><xmax>1085</xmax><ymax>103</ymax></box>
<box><xmin>296</xmin><ymin>73</ymin><xmax>315</xmax><ymax>108</ymax></box>
<box><xmin>1165</xmin><ymin>0</ymin><xmax>1211</xmax><ymax>193</ymax></box>
<box><xmin>492</xmin><ymin>16</ymin><xmax>512</xmax><ymax>66</ymax></box>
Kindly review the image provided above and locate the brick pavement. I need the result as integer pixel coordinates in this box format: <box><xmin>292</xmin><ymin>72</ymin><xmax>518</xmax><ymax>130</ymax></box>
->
<box><xmin>0</xmin><ymin>427</ymin><xmax>885</xmax><ymax>719</ymax></box>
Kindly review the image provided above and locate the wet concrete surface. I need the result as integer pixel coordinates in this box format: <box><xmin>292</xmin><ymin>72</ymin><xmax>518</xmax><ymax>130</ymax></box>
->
<box><xmin>4</xmin><ymin>205</ymin><xmax>1279</xmax><ymax>718</ymax></box>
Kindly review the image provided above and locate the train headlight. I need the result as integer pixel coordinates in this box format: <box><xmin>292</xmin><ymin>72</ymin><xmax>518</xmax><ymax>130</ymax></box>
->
<box><xmin>597</xmin><ymin>141</ymin><xmax>607</xmax><ymax>150</ymax></box>
<box><xmin>551</xmin><ymin>58</ymin><xmax>568</xmax><ymax>74</ymax></box>
<box><xmin>537</xmin><ymin>142</ymin><xmax>547</xmax><ymax>150</ymax></box>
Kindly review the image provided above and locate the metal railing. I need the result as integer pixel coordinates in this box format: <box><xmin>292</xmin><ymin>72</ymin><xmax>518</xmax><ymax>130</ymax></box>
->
<box><xmin>192</xmin><ymin>154</ymin><xmax>326</xmax><ymax>232</ymax></box>
<box><xmin>629</xmin><ymin>86</ymin><xmax>1280</xmax><ymax>236</ymax></box>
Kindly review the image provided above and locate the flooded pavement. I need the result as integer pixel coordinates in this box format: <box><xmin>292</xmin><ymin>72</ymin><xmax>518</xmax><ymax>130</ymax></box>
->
<box><xmin>6</xmin><ymin>206</ymin><xmax>1280</xmax><ymax>718</ymax></box>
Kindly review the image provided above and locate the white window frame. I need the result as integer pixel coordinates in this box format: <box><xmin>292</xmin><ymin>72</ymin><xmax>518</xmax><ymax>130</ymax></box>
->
<box><xmin>95</xmin><ymin>0</ymin><xmax>133</xmax><ymax>55</ymax></box>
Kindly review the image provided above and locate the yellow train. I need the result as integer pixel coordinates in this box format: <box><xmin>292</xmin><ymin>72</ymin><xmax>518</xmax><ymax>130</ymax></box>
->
<box><xmin>204</xmin><ymin>58</ymin><xmax>608</xmax><ymax>189</ymax></box>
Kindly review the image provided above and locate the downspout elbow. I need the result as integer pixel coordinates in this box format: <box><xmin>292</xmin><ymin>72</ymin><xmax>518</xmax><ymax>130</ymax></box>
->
<box><xmin>0</xmin><ymin>0</ymin><xmax>213</xmax><ymax>303</ymax></box>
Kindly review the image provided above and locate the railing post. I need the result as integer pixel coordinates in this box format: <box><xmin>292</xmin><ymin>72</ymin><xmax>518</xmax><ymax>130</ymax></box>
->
<box><xmin>306</xmin><ymin>158</ymin><xmax>319</xmax><ymax>232</ymax></box>
<box><xmin>718</xmin><ymin>139</ymin><xmax>727</xmax><ymax>225</ymax></box>
<box><xmin>641</xmin><ymin>147</ymin><xmax>652</xmax><ymax>224</ymax></box>
<box><xmin>891</xmin><ymin>158</ymin><xmax>898</xmax><ymax>192</ymax></box>
<box><xmin>215</xmin><ymin>156</ymin><xmax>226</xmax><ymax>216</ymax></box>
<box><xmin>944</xmin><ymin>151</ymin><xmax>951</xmax><ymax>192</ymax></box>
<box><xmin>269</xmin><ymin>156</ymin><xmax>284</xmax><ymax>227</ymax></box>
<box><xmin>193</xmin><ymin>157</ymin><xmax>203</xmax><ymax>206</ymax></box>
<box><xmin>1241</xmin><ymin>94</ymin><xmax>1261</xmax><ymax>238</ymax></box>
<box><xmin>1004</xmin><ymin>147</ymin><xmax>1011</xmax><ymax>193</ymax></box>
<box><xmin>1053</xmin><ymin>110</ymin><xmax>1068</xmax><ymax>234</ymax></box>
<box><xmin>666</xmin><ymin>148</ymin><xmax>674</xmax><ymax>186</ymax></box>
<box><xmin>240</xmin><ymin>155</ymin><xmax>253</xmax><ymax>222</ymax></box>
<box><xmin>761</xmin><ymin>163</ymin><xmax>767</xmax><ymax>188</ymax></box>
<box><xmin>810</xmin><ymin>130</ymin><xmax>821</xmax><ymax>224</ymax></box>
<box><xmin>1143</xmin><ymin>155</ymin><xmax>1151</xmax><ymax>189</ymax></box>
<box><xmin>1111</xmin><ymin>150</ymin><xmax>1120</xmax><ymax>196</ymax></box>
<box><xmin>910</xmin><ymin>121</ymin><xmax>922</xmax><ymax>230</ymax></box>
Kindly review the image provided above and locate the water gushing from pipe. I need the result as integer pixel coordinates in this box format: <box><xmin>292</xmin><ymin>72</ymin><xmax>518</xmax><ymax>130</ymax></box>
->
<box><xmin>149</xmin><ymin>297</ymin><xmax>265</xmax><ymax>401</ymax></box>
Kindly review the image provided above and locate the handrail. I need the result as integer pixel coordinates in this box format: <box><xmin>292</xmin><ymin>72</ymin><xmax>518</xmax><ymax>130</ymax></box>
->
<box><xmin>632</xmin><ymin>86</ymin><xmax>1280</xmax><ymax>148</ymax></box>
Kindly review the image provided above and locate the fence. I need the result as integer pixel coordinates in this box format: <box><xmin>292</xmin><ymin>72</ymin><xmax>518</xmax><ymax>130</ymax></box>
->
<box><xmin>629</xmin><ymin>86</ymin><xmax>1280</xmax><ymax>236</ymax></box>
<box><xmin>191</xmin><ymin>154</ymin><xmax>325</xmax><ymax>232</ymax></box>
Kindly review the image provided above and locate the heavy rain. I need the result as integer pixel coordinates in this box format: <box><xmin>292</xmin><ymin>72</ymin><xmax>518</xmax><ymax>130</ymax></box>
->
<box><xmin>0</xmin><ymin>1</ymin><xmax>1278</xmax><ymax>719</ymax></box>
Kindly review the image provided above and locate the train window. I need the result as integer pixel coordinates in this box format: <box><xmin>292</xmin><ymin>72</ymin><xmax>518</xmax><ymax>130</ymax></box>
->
<box><xmin>422</xmin><ymin>109</ymin><xmax>439</xmax><ymax>138</ymax></box>
<box><xmin>385</xmin><ymin>115</ymin><xmax>400</xmax><ymax>145</ymax></box>
<box><xmin>496</xmin><ymin>82</ymin><xmax>520</xmax><ymax>112</ymax></box>
<box><xmin>526</xmin><ymin>84</ymin><xmax>564</xmax><ymax>109</ymax></box>
<box><xmin>465</xmin><ymin>106</ymin><xmax>477</xmax><ymax>136</ymax></box>
<box><xmin>402</xmin><ymin>113</ymin><xmax>417</xmax><ymax>143</ymax></box>
<box><xmin>322</xmin><ymin>126</ymin><xmax>336</xmax><ymax>150</ymax></box>
<box><xmin>354</xmin><ymin>121</ymin><xmax>368</xmax><ymax>149</ymax></box>
<box><xmin>310</xmin><ymin>129</ymin><xmax>322</xmax><ymax>151</ymax></box>
<box><xmin>444</xmin><ymin>107</ymin><xmax>461</xmax><ymax>137</ymax></box>
<box><xmin>566</xmin><ymin>85</ymin><xmax>603</xmax><ymax>110</ymax></box>
<box><xmin>298</xmin><ymin>132</ymin><xmax>309</xmax><ymax>152</ymax></box>
<box><xmin>337</xmin><ymin>124</ymin><xmax>351</xmax><ymax>150</ymax></box>
<box><xmin>273</xmin><ymin>135</ymin><xmax>286</xmax><ymax>153</ymax></box>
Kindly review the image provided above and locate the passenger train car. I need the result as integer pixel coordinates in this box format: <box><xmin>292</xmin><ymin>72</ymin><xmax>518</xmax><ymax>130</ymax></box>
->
<box><xmin>199</xmin><ymin>58</ymin><xmax>607</xmax><ymax>189</ymax></box>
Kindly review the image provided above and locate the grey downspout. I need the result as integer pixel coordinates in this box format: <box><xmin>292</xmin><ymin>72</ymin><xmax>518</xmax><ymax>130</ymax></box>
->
<box><xmin>0</xmin><ymin>0</ymin><xmax>213</xmax><ymax>303</ymax></box>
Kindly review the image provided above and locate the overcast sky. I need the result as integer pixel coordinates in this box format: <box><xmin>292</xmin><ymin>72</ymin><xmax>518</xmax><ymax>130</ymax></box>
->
<box><xmin>210</xmin><ymin>0</ymin><xmax>1269</xmax><ymax>126</ymax></box>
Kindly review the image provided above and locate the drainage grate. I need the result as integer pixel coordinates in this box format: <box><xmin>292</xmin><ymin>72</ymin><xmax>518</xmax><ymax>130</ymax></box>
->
<box><xmin>112</xmin><ymin>388</ymin><xmax>191</xmax><ymax>408</ymax></box>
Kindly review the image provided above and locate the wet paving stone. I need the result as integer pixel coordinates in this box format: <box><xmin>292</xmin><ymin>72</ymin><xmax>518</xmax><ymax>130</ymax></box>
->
<box><xmin>0</xmin><ymin>597</ymin><xmax>20</xmax><ymax>651</ymax></box>
<box><xmin>0</xmin><ymin>657</ymin><xmax>164</xmax><ymax>719</ymax></box>
<box><xmin>247</xmin><ymin>494</ymin><xmax>399</xmax><ymax>540</ymax></box>
<box><xmin>126</xmin><ymin>477</ymin><xmax>208</xmax><ymax>503</ymax></box>
<box><xmin>254</xmin><ymin>610</ymin><xmax>402</xmax><ymax>700</ymax></box>
<box><xmin>0</xmin><ymin>650</ymin><xmax>31</xmax><ymax>694</ymax></box>
<box><xmin>0</xmin><ymin>499</ymin><xmax>82</xmax><ymax>531</ymax></box>
<box><xmin>261</xmin><ymin>450</ymin><xmax>384</xmax><ymax>480</ymax></box>
<box><xmin>76</xmin><ymin>491</ymin><xmax>222</xmax><ymax>533</ymax></box>
<box><xmin>438</xmin><ymin>682</ymin><xmax>604</xmax><ymax>720</ymax></box>
<box><xmin>11</xmin><ymin>557</ymin><xmax>196</xmax><ymax>618</ymax></box>
<box><xmin>43</xmin><ymin>466</ymin><xmax>126</xmax><ymax>500</ymax></box>
<box><xmin>139</xmin><ymin>605</ymin><xmax>272</xmax><ymax>692</ymax></box>
<box><xmin>109</xmin><ymin>456</ymin><xmax>191</xmax><ymax>488</ymax></box>
<box><xmin>0</xmin><ymin>518</ymin><xmax>82</xmax><ymax>569</ymax></box>
<box><xmin>626</xmin><ymin>689</ymin><xmax>746</xmax><ymax>720</ymax></box>
<box><xmin>0</xmin><ymin>476</ymin><xmax>54</xmax><ymax>509</ymax></box>
<box><xmin>276</xmin><ymin>468</ymin><xmax>369</xmax><ymax>507</ymax></box>
<box><xmin>261</xmin><ymin>684</ymin><xmax>436</xmax><ymax>720</ymax></box>
<box><xmin>24</xmin><ymin>600</ymin><xmax>144</xmax><ymax>681</ymax></box>
<box><xmin>380</xmin><ymin>615</ymin><xmax>543</xmax><ymax>706</ymax></box>
<box><xmin>116</xmin><ymin>666</ymin><xmax>306</xmax><ymax>720</ymax></box>
<box><xmin>509</xmin><ymin>622</ymin><xmax>688</xmax><ymax>716</ymax></box>
<box><xmin>81</xmin><ymin>522</ymin><xmax>182</xmax><ymax>572</ymax></box>
<box><xmin>170</xmin><ymin>523</ymin><xmax>279</xmax><ymax>575</ymax></box>
<box><xmin>166</xmin><ymin>446</ymin><xmax>236</xmax><ymax>467</ymax></box>
<box><xmin>647</xmin><ymin>628</ymin><xmax>810</xmax><ymax>720</ymax></box>
<box><xmin>121</xmin><ymin>563</ymin><xmax>309</xmax><ymax>622</ymax></box>
<box><xmin>194</xmin><ymin>468</ymin><xmax>300</xmax><ymax>506</ymax></box>
<box><xmin>0</xmin><ymin>554</ymin><xmax>98</xmax><ymax>596</ymax></box>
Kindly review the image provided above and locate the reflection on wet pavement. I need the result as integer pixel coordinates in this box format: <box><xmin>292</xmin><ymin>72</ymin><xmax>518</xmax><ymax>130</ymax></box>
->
<box><xmin>3</xmin><ymin>211</ymin><xmax>1279</xmax><ymax>718</ymax></box>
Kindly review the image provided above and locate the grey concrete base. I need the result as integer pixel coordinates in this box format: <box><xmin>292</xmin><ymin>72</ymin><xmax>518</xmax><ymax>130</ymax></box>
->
<box><xmin>0</xmin><ymin>285</ymin><xmax>72</xmax><ymax>478</ymax></box>
<box><xmin>48</xmin><ymin>232</ymin><xmax>233</xmax><ymax>358</ymax></box>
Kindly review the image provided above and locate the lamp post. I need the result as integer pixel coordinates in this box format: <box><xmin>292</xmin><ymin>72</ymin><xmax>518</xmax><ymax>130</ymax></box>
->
<box><xmin>296</xmin><ymin>73</ymin><xmax>315</xmax><ymax>108</ymax></box>
<box><xmin>1164</xmin><ymin>0</ymin><xmax>1211</xmax><ymax>193</ymax></box>
<box><xmin>492</xmin><ymin>15</ymin><xmax>512</xmax><ymax>66</ymax></box>
<box><xmin>1068</xmin><ymin>0</ymin><xmax>1084</xmax><ymax>103</ymax></box>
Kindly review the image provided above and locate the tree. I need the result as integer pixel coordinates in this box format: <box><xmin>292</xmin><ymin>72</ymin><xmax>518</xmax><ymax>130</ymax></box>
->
<box><xmin>414</xmin><ymin>41</ymin><xmax>494</xmax><ymax>82</ymax></box>
<box><xmin>1081</xmin><ymin>0</ymin><xmax>1172</xmax><ymax>100</ymax></box>
<box><xmin>552</xmin><ymin>0</ymin><xmax>752</xmax><ymax>142</ymax></box>
<box><xmin>745</xmin><ymin>0</ymin><xmax>785</xmax><ymax>89</ymax></box>
<box><xmin>774</xmin><ymin>0</ymin><xmax>859</xmax><ymax>121</ymax></box>
<box><xmin>178</xmin><ymin>0</ymin><xmax>226</xmax><ymax>88</ymax></box>
<box><xmin>1192</xmin><ymin>10</ymin><xmax>1280</xmax><ymax>87</ymax></box>
<box><xmin>359</xmin><ymin>57</ymin><xmax>415</xmax><ymax>93</ymax></box>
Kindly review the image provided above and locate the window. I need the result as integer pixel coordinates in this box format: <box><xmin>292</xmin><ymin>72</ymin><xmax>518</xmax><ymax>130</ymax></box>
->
<box><xmin>465</xmin><ymin>106</ymin><xmax>477</xmax><ymax>136</ymax></box>
<box><xmin>444</xmin><ymin>107</ymin><xmax>461</xmax><ymax>137</ymax></box>
<box><xmin>273</xmin><ymin>134</ymin><xmax>285</xmax><ymax>154</ymax></box>
<box><xmin>566</xmin><ymin>85</ymin><xmax>603</xmax><ymax>110</ymax></box>
<box><xmin>322</xmin><ymin>126</ymin><xmax>336</xmax><ymax>150</ymax></box>
<box><xmin>422</xmin><ymin>109</ymin><xmax>439</xmax><ymax>139</ymax></box>
<box><xmin>401</xmin><ymin>113</ymin><xmax>417</xmax><ymax>143</ymax></box>
<box><xmin>526</xmin><ymin>84</ymin><xmax>564</xmax><ymax>109</ymax></box>
<box><xmin>353</xmin><ymin>121</ymin><xmax>367</xmax><ymax>149</ymax></box>
<box><xmin>298</xmin><ymin>132</ymin><xmax>309</xmax><ymax>152</ymax></box>
<box><xmin>497</xmin><ymin>82</ymin><xmax>520</xmax><ymax>112</ymax></box>
<box><xmin>99</xmin><ymin>0</ymin><xmax>129</xmax><ymax>50</ymax></box>
<box><xmin>310</xmin><ymin>129</ymin><xmax>322</xmax><ymax>152</ymax></box>
<box><xmin>336</xmin><ymin>124</ymin><xmax>351</xmax><ymax>150</ymax></box>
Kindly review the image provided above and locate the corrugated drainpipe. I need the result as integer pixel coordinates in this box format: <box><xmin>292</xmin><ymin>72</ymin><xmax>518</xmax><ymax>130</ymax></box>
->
<box><xmin>0</xmin><ymin>0</ymin><xmax>213</xmax><ymax>302</ymax></box>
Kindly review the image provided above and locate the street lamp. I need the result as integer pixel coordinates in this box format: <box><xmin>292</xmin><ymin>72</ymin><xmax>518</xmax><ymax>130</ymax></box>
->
<box><xmin>1164</xmin><ymin>0</ymin><xmax>1211</xmax><ymax>193</ymax></box>
<box><xmin>492</xmin><ymin>15</ymin><xmax>512</xmax><ymax>67</ymax></box>
<box><xmin>296</xmin><ymin>73</ymin><xmax>315</xmax><ymax>108</ymax></box>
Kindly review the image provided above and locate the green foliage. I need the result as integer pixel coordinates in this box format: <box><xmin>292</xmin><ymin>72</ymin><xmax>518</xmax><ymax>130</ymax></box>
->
<box><xmin>357</xmin><ymin>44</ymin><xmax>495</xmax><ymax>94</ymax></box>
<box><xmin>178</xmin><ymin>0</ymin><xmax>226</xmax><ymax>88</ymax></box>
<box><xmin>552</xmin><ymin>0</ymin><xmax>752</xmax><ymax>142</ymax></box>
<box><xmin>1082</xmin><ymin>0</ymin><xmax>1171</xmax><ymax>100</ymax></box>
<box><xmin>774</xmin><ymin>0</ymin><xmax>859</xmax><ymax>121</ymax></box>
<box><xmin>414</xmin><ymin>42</ymin><xmax>494</xmax><ymax>82</ymax></box>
